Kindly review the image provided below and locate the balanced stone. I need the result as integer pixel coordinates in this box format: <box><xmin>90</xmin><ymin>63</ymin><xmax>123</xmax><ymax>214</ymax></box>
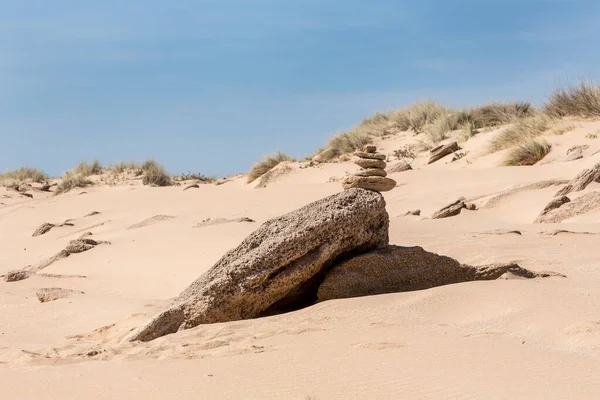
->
<box><xmin>354</xmin><ymin>151</ymin><xmax>386</xmax><ymax>161</ymax></box>
<box><xmin>364</xmin><ymin>145</ymin><xmax>376</xmax><ymax>153</ymax></box>
<box><xmin>342</xmin><ymin>176</ymin><xmax>396</xmax><ymax>192</ymax></box>
<box><xmin>355</xmin><ymin>159</ymin><xmax>386</xmax><ymax>169</ymax></box>
<box><xmin>355</xmin><ymin>168</ymin><xmax>387</xmax><ymax>177</ymax></box>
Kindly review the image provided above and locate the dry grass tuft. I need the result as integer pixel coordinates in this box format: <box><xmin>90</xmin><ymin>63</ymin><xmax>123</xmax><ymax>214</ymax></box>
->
<box><xmin>247</xmin><ymin>151</ymin><xmax>294</xmax><ymax>183</ymax></box>
<box><xmin>73</xmin><ymin>160</ymin><xmax>103</xmax><ymax>177</ymax></box>
<box><xmin>0</xmin><ymin>167</ymin><xmax>48</xmax><ymax>184</ymax></box>
<box><xmin>108</xmin><ymin>161</ymin><xmax>142</xmax><ymax>174</ymax></box>
<box><xmin>55</xmin><ymin>172</ymin><xmax>93</xmax><ymax>195</ymax></box>
<box><xmin>141</xmin><ymin>160</ymin><xmax>172</xmax><ymax>187</ymax></box>
<box><xmin>544</xmin><ymin>81</ymin><xmax>600</xmax><ymax>118</ymax></box>
<box><xmin>502</xmin><ymin>139</ymin><xmax>551</xmax><ymax>166</ymax></box>
<box><xmin>488</xmin><ymin>113</ymin><xmax>554</xmax><ymax>153</ymax></box>
<box><xmin>468</xmin><ymin>102</ymin><xmax>533</xmax><ymax>128</ymax></box>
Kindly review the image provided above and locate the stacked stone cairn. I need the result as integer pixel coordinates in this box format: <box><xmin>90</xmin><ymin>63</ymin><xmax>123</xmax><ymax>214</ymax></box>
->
<box><xmin>342</xmin><ymin>146</ymin><xmax>397</xmax><ymax>192</ymax></box>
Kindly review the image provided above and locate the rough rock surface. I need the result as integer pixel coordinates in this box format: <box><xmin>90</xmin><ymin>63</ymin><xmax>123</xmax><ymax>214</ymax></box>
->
<box><xmin>65</xmin><ymin>238</ymin><xmax>99</xmax><ymax>254</ymax></box>
<box><xmin>387</xmin><ymin>161</ymin><xmax>412</xmax><ymax>173</ymax></box>
<box><xmin>535</xmin><ymin>192</ymin><xmax>600</xmax><ymax>223</ymax></box>
<box><xmin>355</xmin><ymin>159</ymin><xmax>386</xmax><ymax>169</ymax></box>
<box><xmin>355</xmin><ymin>168</ymin><xmax>387</xmax><ymax>177</ymax></box>
<box><xmin>404</xmin><ymin>210</ymin><xmax>421</xmax><ymax>216</ymax></box>
<box><xmin>555</xmin><ymin>169</ymin><xmax>600</xmax><ymax>197</ymax></box>
<box><xmin>364</xmin><ymin>145</ymin><xmax>376</xmax><ymax>153</ymax></box>
<box><xmin>32</xmin><ymin>223</ymin><xmax>55</xmax><ymax>237</ymax></box>
<box><xmin>534</xmin><ymin>196</ymin><xmax>571</xmax><ymax>223</ymax></box>
<box><xmin>317</xmin><ymin>246</ymin><xmax>561</xmax><ymax>301</ymax></box>
<box><xmin>125</xmin><ymin>188</ymin><xmax>389</xmax><ymax>342</ymax></box>
<box><xmin>431</xmin><ymin>198</ymin><xmax>466</xmax><ymax>219</ymax></box>
<box><xmin>353</xmin><ymin>151</ymin><xmax>386</xmax><ymax>160</ymax></box>
<box><xmin>428</xmin><ymin>142</ymin><xmax>460</xmax><ymax>164</ymax></box>
<box><xmin>36</xmin><ymin>288</ymin><xmax>84</xmax><ymax>303</ymax></box>
<box><xmin>4</xmin><ymin>270</ymin><xmax>30</xmax><ymax>282</ymax></box>
<box><xmin>342</xmin><ymin>176</ymin><xmax>396</xmax><ymax>192</ymax></box>
<box><xmin>564</xmin><ymin>149</ymin><xmax>584</xmax><ymax>162</ymax></box>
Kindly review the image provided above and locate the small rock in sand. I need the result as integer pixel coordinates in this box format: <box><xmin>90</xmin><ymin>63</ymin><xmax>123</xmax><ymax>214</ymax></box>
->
<box><xmin>32</xmin><ymin>223</ymin><xmax>55</xmax><ymax>237</ymax></box>
<box><xmin>431</xmin><ymin>198</ymin><xmax>466</xmax><ymax>219</ymax></box>
<box><xmin>36</xmin><ymin>288</ymin><xmax>84</xmax><ymax>303</ymax></box>
<box><xmin>4</xmin><ymin>270</ymin><xmax>30</xmax><ymax>282</ymax></box>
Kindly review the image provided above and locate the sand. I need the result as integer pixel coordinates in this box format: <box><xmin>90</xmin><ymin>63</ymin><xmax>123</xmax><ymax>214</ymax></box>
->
<box><xmin>2</xmin><ymin>120</ymin><xmax>600</xmax><ymax>399</ymax></box>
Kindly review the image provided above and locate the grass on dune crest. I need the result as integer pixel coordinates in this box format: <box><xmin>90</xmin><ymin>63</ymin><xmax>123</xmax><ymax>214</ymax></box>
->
<box><xmin>140</xmin><ymin>160</ymin><xmax>172</xmax><ymax>187</ymax></box>
<box><xmin>544</xmin><ymin>81</ymin><xmax>600</xmax><ymax>118</ymax></box>
<box><xmin>54</xmin><ymin>171</ymin><xmax>93</xmax><ymax>195</ymax></box>
<box><xmin>108</xmin><ymin>161</ymin><xmax>142</xmax><ymax>174</ymax></box>
<box><xmin>73</xmin><ymin>160</ymin><xmax>103</xmax><ymax>177</ymax></box>
<box><xmin>315</xmin><ymin>100</ymin><xmax>534</xmax><ymax>161</ymax></box>
<box><xmin>0</xmin><ymin>167</ymin><xmax>48</xmax><ymax>185</ymax></box>
<box><xmin>502</xmin><ymin>139</ymin><xmax>551</xmax><ymax>166</ymax></box>
<box><xmin>247</xmin><ymin>151</ymin><xmax>295</xmax><ymax>183</ymax></box>
<box><xmin>488</xmin><ymin>113</ymin><xmax>554</xmax><ymax>153</ymax></box>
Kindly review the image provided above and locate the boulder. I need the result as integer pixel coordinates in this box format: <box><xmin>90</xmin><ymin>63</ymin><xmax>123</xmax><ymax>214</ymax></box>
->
<box><xmin>355</xmin><ymin>168</ymin><xmax>387</xmax><ymax>177</ymax></box>
<box><xmin>4</xmin><ymin>270</ymin><xmax>30</xmax><ymax>282</ymax></box>
<box><xmin>317</xmin><ymin>245</ymin><xmax>561</xmax><ymax>301</ymax></box>
<box><xmin>534</xmin><ymin>196</ymin><xmax>571</xmax><ymax>223</ymax></box>
<box><xmin>428</xmin><ymin>142</ymin><xmax>460</xmax><ymax>164</ymax></box>
<box><xmin>355</xmin><ymin>159</ymin><xmax>386</xmax><ymax>169</ymax></box>
<box><xmin>555</xmin><ymin>169</ymin><xmax>600</xmax><ymax>197</ymax></box>
<box><xmin>387</xmin><ymin>161</ymin><xmax>412</xmax><ymax>173</ymax></box>
<box><xmin>431</xmin><ymin>198</ymin><xmax>466</xmax><ymax>219</ymax></box>
<box><xmin>125</xmin><ymin>188</ymin><xmax>389</xmax><ymax>342</ymax></box>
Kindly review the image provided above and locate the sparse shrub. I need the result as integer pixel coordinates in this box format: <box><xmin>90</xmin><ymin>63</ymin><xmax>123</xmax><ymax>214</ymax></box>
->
<box><xmin>74</xmin><ymin>160</ymin><xmax>102</xmax><ymax>177</ymax></box>
<box><xmin>594</xmin><ymin>163</ymin><xmax>600</xmax><ymax>170</ymax></box>
<box><xmin>489</xmin><ymin>113</ymin><xmax>553</xmax><ymax>153</ymax></box>
<box><xmin>173</xmin><ymin>172</ymin><xmax>216</xmax><ymax>183</ymax></box>
<box><xmin>585</xmin><ymin>132</ymin><xmax>598</xmax><ymax>139</ymax></box>
<box><xmin>544</xmin><ymin>81</ymin><xmax>600</xmax><ymax>118</ymax></box>
<box><xmin>452</xmin><ymin>150</ymin><xmax>469</xmax><ymax>161</ymax></box>
<box><xmin>0</xmin><ymin>167</ymin><xmax>48</xmax><ymax>184</ymax></box>
<box><xmin>141</xmin><ymin>160</ymin><xmax>172</xmax><ymax>187</ymax></box>
<box><xmin>459</xmin><ymin>120</ymin><xmax>479</xmax><ymax>142</ymax></box>
<box><xmin>502</xmin><ymin>139</ymin><xmax>551</xmax><ymax>166</ymax></box>
<box><xmin>392</xmin><ymin>145</ymin><xmax>417</xmax><ymax>163</ymax></box>
<box><xmin>551</xmin><ymin>123</ymin><xmax>577</xmax><ymax>135</ymax></box>
<box><xmin>54</xmin><ymin>172</ymin><xmax>93</xmax><ymax>195</ymax></box>
<box><xmin>319</xmin><ymin>131</ymin><xmax>372</xmax><ymax>161</ymax></box>
<box><xmin>247</xmin><ymin>151</ymin><xmax>294</xmax><ymax>183</ymax></box>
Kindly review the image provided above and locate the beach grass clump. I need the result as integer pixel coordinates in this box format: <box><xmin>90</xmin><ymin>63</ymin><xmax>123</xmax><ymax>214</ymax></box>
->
<box><xmin>544</xmin><ymin>81</ymin><xmax>600</xmax><ymax>118</ymax></box>
<box><xmin>488</xmin><ymin>113</ymin><xmax>553</xmax><ymax>153</ymax></box>
<box><xmin>247</xmin><ymin>151</ymin><xmax>294</xmax><ymax>183</ymax></box>
<box><xmin>54</xmin><ymin>171</ymin><xmax>93</xmax><ymax>195</ymax></box>
<box><xmin>141</xmin><ymin>160</ymin><xmax>172</xmax><ymax>187</ymax></box>
<box><xmin>502</xmin><ymin>139</ymin><xmax>551</xmax><ymax>166</ymax></box>
<box><xmin>73</xmin><ymin>160</ymin><xmax>103</xmax><ymax>177</ymax></box>
<box><xmin>0</xmin><ymin>167</ymin><xmax>48</xmax><ymax>184</ymax></box>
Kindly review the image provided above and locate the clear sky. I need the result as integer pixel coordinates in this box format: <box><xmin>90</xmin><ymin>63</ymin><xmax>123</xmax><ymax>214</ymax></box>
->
<box><xmin>1</xmin><ymin>0</ymin><xmax>599</xmax><ymax>177</ymax></box>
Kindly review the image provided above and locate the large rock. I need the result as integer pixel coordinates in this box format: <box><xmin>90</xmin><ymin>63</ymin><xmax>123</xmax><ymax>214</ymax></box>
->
<box><xmin>342</xmin><ymin>176</ymin><xmax>396</xmax><ymax>192</ymax></box>
<box><xmin>317</xmin><ymin>246</ymin><xmax>561</xmax><ymax>301</ymax></box>
<box><xmin>125</xmin><ymin>188</ymin><xmax>389</xmax><ymax>342</ymax></box>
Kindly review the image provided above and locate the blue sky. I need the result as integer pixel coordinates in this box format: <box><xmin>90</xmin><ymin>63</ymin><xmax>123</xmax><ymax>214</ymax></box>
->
<box><xmin>1</xmin><ymin>0</ymin><xmax>599</xmax><ymax>177</ymax></box>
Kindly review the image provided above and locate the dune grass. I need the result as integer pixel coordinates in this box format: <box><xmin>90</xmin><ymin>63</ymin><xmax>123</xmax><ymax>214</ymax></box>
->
<box><xmin>73</xmin><ymin>160</ymin><xmax>103</xmax><ymax>177</ymax></box>
<box><xmin>247</xmin><ymin>151</ymin><xmax>294</xmax><ymax>183</ymax></box>
<box><xmin>108</xmin><ymin>161</ymin><xmax>142</xmax><ymax>174</ymax></box>
<box><xmin>55</xmin><ymin>172</ymin><xmax>93</xmax><ymax>195</ymax></box>
<box><xmin>140</xmin><ymin>160</ymin><xmax>172</xmax><ymax>187</ymax></box>
<box><xmin>0</xmin><ymin>167</ymin><xmax>48</xmax><ymax>184</ymax></box>
<box><xmin>488</xmin><ymin>113</ymin><xmax>553</xmax><ymax>153</ymax></box>
<box><xmin>544</xmin><ymin>81</ymin><xmax>600</xmax><ymax>118</ymax></box>
<box><xmin>502</xmin><ymin>139</ymin><xmax>551</xmax><ymax>166</ymax></box>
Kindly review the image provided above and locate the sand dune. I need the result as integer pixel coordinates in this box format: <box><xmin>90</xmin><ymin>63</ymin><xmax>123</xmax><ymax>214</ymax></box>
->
<box><xmin>3</xmin><ymin>120</ymin><xmax>600</xmax><ymax>399</ymax></box>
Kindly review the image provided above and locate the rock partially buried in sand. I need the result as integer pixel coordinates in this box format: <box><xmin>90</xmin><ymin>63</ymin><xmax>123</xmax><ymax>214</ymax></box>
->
<box><xmin>534</xmin><ymin>196</ymin><xmax>571</xmax><ymax>223</ymax></box>
<box><xmin>317</xmin><ymin>245</ymin><xmax>563</xmax><ymax>301</ymax></box>
<box><xmin>4</xmin><ymin>270</ymin><xmax>30</xmax><ymax>282</ymax></box>
<box><xmin>555</xmin><ymin>169</ymin><xmax>600</xmax><ymax>197</ymax></box>
<box><xmin>342</xmin><ymin>176</ymin><xmax>396</xmax><ymax>192</ymax></box>
<box><xmin>428</xmin><ymin>142</ymin><xmax>460</xmax><ymax>164</ymax></box>
<box><xmin>32</xmin><ymin>223</ymin><xmax>55</xmax><ymax>237</ymax></box>
<box><xmin>431</xmin><ymin>198</ymin><xmax>466</xmax><ymax>219</ymax></box>
<box><xmin>535</xmin><ymin>192</ymin><xmax>600</xmax><ymax>224</ymax></box>
<box><xmin>387</xmin><ymin>161</ymin><xmax>412</xmax><ymax>173</ymax></box>
<box><xmin>36</xmin><ymin>288</ymin><xmax>84</xmax><ymax>303</ymax></box>
<box><xmin>125</xmin><ymin>188</ymin><xmax>389</xmax><ymax>342</ymax></box>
